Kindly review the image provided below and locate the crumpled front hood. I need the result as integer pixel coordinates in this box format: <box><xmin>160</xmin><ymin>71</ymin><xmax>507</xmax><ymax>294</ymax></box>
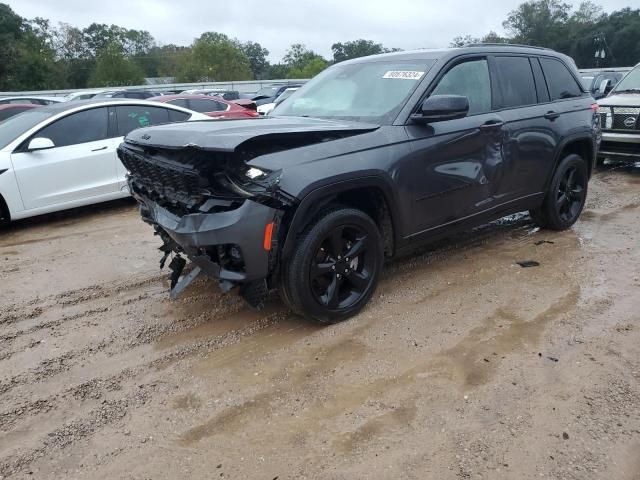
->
<box><xmin>124</xmin><ymin>116</ymin><xmax>379</xmax><ymax>152</ymax></box>
<box><xmin>598</xmin><ymin>93</ymin><xmax>640</xmax><ymax>107</ymax></box>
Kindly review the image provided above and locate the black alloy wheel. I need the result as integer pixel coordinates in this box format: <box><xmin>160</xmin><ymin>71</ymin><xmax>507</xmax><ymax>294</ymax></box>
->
<box><xmin>530</xmin><ymin>153</ymin><xmax>588</xmax><ymax>231</ymax></box>
<box><xmin>556</xmin><ymin>165</ymin><xmax>586</xmax><ymax>224</ymax></box>
<box><xmin>310</xmin><ymin>224</ymin><xmax>373</xmax><ymax>310</ymax></box>
<box><xmin>281</xmin><ymin>208</ymin><xmax>384</xmax><ymax>323</ymax></box>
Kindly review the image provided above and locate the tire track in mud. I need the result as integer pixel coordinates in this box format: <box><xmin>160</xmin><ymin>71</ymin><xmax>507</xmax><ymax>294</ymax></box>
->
<box><xmin>0</xmin><ymin>298</ymin><xmax>290</xmax><ymax>478</ymax></box>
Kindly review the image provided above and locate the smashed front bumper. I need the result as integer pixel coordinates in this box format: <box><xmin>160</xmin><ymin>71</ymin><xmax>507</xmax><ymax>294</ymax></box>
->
<box><xmin>133</xmin><ymin>189</ymin><xmax>280</xmax><ymax>300</ymax></box>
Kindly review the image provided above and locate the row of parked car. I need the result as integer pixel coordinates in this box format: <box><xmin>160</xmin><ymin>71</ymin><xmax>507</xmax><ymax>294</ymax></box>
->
<box><xmin>0</xmin><ymin>83</ymin><xmax>305</xmax><ymax>121</ymax></box>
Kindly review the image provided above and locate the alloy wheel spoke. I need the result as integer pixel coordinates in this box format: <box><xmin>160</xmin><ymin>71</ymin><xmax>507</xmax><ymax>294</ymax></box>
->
<box><xmin>345</xmin><ymin>236</ymin><xmax>368</xmax><ymax>259</ymax></box>
<box><xmin>566</xmin><ymin>169</ymin><xmax>576</xmax><ymax>190</ymax></box>
<box><xmin>311</xmin><ymin>261</ymin><xmax>335</xmax><ymax>279</ymax></box>
<box><xmin>345</xmin><ymin>270</ymin><xmax>369</xmax><ymax>291</ymax></box>
<box><xmin>328</xmin><ymin>227</ymin><xmax>345</xmax><ymax>258</ymax></box>
<box><xmin>322</xmin><ymin>275</ymin><xmax>341</xmax><ymax>308</ymax></box>
<box><xmin>556</xmin><ymin>193</ymin><xmax>568</xmax><ymax>209</ymax></box>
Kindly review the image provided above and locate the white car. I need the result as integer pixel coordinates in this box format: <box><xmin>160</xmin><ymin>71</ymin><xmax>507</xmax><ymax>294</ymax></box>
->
<box><xmin>257</xmin><ymin>87</ymin><xmax>299</xmax><ymax>115</ymax></box>
<box><xmin>0</xmin><ymin>96</ymin><xmax>63</xmax><ymax>105</ymax></box>
<box><xmin>63</xmin><ymin>90</ymin><xmax>107</xmax><ymax>102</ymax></box>
<box><xmin>0</xmin><ymin>99</ymin><xmax>210</xmax><ymax>224</ymax></box>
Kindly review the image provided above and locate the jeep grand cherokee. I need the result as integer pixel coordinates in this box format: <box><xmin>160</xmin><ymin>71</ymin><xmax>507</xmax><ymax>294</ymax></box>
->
<box><xmin>118</xmin><ymin>45</ymin><xmax>599</xmax><ymax>323</ymax></box>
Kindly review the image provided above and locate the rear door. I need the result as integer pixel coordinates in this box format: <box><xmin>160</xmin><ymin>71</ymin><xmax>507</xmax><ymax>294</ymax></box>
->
<box><xmin>490</xmin><ymin>55</ymin><xmax>558</xmax><ymax>199</ymax></box>
<box><xmin>11</xmin><ymin>107</ymin><xmax>117</xmax><ymax>209</ymax></box>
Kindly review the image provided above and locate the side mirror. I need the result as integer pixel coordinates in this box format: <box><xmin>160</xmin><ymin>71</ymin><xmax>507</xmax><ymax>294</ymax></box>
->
<box><xmin>597</xmin><ymin>79</ymin><xmax>611</xmax><ymax>94</ymax></box>
<box><xmin>27</xmin><ymin>137</ymin><xmax>55</xmax><ymax>151</ymax></box>
<box><xmin>411</xmin><ymin>95</ymin><xmax>470</xmax><ymax>123</ymax></box>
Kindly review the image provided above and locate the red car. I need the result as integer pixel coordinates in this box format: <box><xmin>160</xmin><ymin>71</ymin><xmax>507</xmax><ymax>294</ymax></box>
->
<box><xmin>0</xmin><ymin>103</ymin><xmax>40</xmax><ymax>122</ymax></box>
<box><xmin>148</xmin><ymin>95</ymin><xmax>258</xmax><ymax>119</ymax></box>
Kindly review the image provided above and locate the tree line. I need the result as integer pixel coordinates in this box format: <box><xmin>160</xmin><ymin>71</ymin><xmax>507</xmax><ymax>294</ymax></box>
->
<box><xmin>1</xmin><ymin>0</ymin><xmax>639</xmax><ymax>91</ymax></box>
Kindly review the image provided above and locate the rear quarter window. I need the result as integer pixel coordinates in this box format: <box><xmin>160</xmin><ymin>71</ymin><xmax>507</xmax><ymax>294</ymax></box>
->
<box><xmin>540</xmin><ymin>58</ymin><xmax>583</xmax><ymax>100</ymax></box>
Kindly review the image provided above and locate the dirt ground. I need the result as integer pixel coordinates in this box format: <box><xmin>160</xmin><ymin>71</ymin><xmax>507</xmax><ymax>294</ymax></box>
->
<box><xmin>1</xmin><ymin>164</ymin><xmax>639</xmax><ymax>480</ymax></box>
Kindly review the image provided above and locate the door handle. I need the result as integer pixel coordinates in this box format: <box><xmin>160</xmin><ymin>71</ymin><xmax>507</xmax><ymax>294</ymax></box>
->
<box><xmin>91</xmin><ymin>146</ymin><xmax>108</xmax><ymax>152</ymax></box>
<box><xmin>544</xmin><ymin>111</ymin><xmax>560</xmax><ymax>120</ymax></box>
<box><xmin>479</xmin><ymin>120</ymin><xmax>505</xmax><ymax>131</ymax></box>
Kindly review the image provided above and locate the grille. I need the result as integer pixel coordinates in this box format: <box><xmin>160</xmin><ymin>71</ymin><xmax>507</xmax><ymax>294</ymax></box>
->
<box><xmin>119</xmin><ymin>146</ymin><xmax>243</xmax><ymax>215</ymax></box>
<box><xmin>120</xmin><ymin>148</ymin><xmax>210</xmax><ymax>207</ymax></box>
<box><xmin>598</xmin><ymin>106</ymin><xmax>640</xmax><ymax>131</ymax></box>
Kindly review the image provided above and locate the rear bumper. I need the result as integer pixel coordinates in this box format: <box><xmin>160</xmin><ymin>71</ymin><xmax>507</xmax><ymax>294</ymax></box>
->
<box><xmin>598</xmin><ymin>132</ymin><xmax>640</xmax><ymax>160</ymax></box>
<box><xmin>133</xmin><ymin>191</ymin><xmax>278</xmax><ymax>283</ymax></box>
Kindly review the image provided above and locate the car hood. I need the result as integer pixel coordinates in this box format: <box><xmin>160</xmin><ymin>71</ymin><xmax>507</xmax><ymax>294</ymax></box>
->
<box><xmin>123</xmin><ymin>116</ymin><xmax>379</xmax><ymax>153</ymax></box>
<box><xmin>598</xmin><ymin>93</ymin><xmax>640</xmax><ymax>107</ymax></box>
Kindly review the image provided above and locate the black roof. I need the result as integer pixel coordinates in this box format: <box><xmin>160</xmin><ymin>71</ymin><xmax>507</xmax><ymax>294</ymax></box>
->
<box><xmin>341</xmin><ymin>44</ymin><xmax>571</xmax><ymax>65</ymax></box>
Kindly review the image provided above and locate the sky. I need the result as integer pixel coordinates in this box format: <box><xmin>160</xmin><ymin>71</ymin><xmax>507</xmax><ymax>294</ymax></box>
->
<box><xmin>5</xmin><ymin>0</ymin><xmax>634</xmax><ymax>62</ymax></box>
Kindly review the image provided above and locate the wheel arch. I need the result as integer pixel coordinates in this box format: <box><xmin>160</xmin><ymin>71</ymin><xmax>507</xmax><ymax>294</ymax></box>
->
<box><xmin>549</xmin><ymin>135</ymin><xmax>596</xmax><ymax>186</ymax></box>
<box><xmin>281</xmin><ymin>176</ymin><xmax>402</xmax><ymax>261</ymax></box>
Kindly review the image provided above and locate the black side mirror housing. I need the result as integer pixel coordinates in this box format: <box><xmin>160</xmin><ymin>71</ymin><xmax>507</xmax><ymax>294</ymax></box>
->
<box><xmin>411</xmin><ymin>95</ymin><xmax>470</xmax><ymax>124</ymax></box>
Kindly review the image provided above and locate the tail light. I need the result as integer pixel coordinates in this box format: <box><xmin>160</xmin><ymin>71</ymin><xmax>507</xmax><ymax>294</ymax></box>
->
<box><xmin>591</xmin><ymin>103</ymin><xmax>599</xmax><ymax>113</ymax></box>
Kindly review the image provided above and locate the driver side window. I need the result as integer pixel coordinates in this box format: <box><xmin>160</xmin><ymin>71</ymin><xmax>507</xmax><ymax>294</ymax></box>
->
<box><xmin>431</xmin><ymin>59</ymin><xmax>492</xmax><ymax>115</ymax></box>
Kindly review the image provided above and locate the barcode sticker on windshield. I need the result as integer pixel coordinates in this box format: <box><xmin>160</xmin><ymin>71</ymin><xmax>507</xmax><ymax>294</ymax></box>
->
<box><xmin>382</xmin><ymin>70</ymin><xmax>425</xmax><ymax>80</ymax></box>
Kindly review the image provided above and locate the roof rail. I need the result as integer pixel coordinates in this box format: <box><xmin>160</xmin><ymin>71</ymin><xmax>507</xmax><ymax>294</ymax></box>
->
<box><xmin>465</xmin><ymin>43</ymin><xmax>553</xmax><ymax>51</ymax></box>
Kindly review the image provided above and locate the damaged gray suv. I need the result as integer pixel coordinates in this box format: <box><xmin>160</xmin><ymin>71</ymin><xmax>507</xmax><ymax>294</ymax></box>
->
<box><xmin>118</xmin><ymin>45</ymin><xmax>599</xmax><ymax>323</ymax></box>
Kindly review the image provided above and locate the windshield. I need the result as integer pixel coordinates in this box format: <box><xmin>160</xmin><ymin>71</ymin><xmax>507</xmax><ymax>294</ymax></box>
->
<box><xmin>0</xmin><ymin>109</ymin><xmax>57</xmax><ymax>149</ymax></box>
<box><xmin>254</xmin><ymin>86</ymin><xmax>279</xmax><ymax>98</ymax></box>
<box><xmin>613</xmin><ymin>66</ymin><xmax>640</xmax><ymax>93</ymax></box>
<box><xmin>580</xmin><ymin>76</ymin><xmax>594</xmax><ymax>89</ymax></box>
<box><xmin>275</xmin><ymin>88</ymin><xmax>298</xmax><ymax>104</ymax></box>
<box><xmin>272</xmin><ymin>60</ymin><xmax>436</xmax><ymax>123</ymax></box>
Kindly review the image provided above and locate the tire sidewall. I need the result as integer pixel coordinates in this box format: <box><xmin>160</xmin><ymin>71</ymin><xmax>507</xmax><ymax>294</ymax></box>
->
<box><xmin>546</xmin><ymin>154</ymin><xmax>588</xmax><ymax>230</ymax></box>
<box><xmin>288</xmin><ymin>208</ymin><xmax>384</xmax><ymax>323</ymax></box>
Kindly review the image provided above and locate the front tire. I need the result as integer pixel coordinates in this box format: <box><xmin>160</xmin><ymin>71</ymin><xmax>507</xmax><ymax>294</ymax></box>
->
<box><xmin>530</xmin><ymin>153</ymin><xmax>588</xmax><ymax>231</ymax></box>
<box><xmin>281</xmin><ymin>207</ymin><xmax>384</xmax><ymax>324</ymax></box>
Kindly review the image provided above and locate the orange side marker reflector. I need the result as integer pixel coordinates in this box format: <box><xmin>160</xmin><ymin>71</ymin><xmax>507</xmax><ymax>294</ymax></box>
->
<box><xmin>263</xmin><ymin>222</ymin><xmax>274</xmax><ymax>251</ymax></box>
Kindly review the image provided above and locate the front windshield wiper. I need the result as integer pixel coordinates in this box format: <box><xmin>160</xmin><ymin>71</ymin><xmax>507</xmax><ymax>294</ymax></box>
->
<box><xmin>614</xmin><ymin>89</ymin><xmax>640</xmax><ymax>94</ymax></box>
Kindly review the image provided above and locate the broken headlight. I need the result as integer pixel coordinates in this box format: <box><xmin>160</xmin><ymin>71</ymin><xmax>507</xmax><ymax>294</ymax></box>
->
<box><xmin>246</xmin><ymin>167</ymin><xmax>269</xmax><ymax>180</ymax></box>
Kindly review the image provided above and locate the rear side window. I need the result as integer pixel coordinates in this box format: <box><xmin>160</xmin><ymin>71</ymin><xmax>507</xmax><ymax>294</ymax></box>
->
<box><xmin>167</xmin><ymin>98</ymin><xmax>189</xmax><ymax>109</ymax></box>
<box><xmin>540</xmin><ymin>58</ymin><xmax>583</xmax><ymax>100</ymax></box>
<box><xmin>115</xmin><ymin>105</ymin><xmax>171</xmax><ymax>136</ymax></box>
<box><xmin>37</xmin><ymin>108</ymin><xmax>109</xmax><ymax>147</ymax></box>
<box><xmin>494</xmin><ymin>56</ymin><xmax>537</xmax><ymax>108</ymax></box>
<box><xmin>168</xmin><ymin>110</ymin><xmax>190</xmax><ymax>122</ymax></box>
<box><xmin>189</xmin><ymin>98</ymin><xmax>227</xmax><ymax>112</ymax></box>
<box><xmin>431</xmin><ymin>59</ymin><xmax>492</xmax><ymax>115</ymax></box>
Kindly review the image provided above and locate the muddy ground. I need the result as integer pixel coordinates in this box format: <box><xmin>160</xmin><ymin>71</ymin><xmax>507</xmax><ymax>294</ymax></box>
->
<box><xmin>1</xmin><ymin>165</ymin><xmax>639</xmax><ymax>480</ymax></box>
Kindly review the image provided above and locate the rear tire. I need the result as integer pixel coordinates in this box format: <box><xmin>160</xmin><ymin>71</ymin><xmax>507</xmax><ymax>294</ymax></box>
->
<box><xmin>0</xmin><ymin>195</ymin><xmax>10</xmax><ymax>228</ymax></box>
<box><xmin>281</xmin><ymin>207</ymin><xmax>384</xmax><ymax>324</ymax></box>
<box><xmin>529</xmin><ymin>154</ymin><xmax>588</xmax><ymax>231</ymax></box>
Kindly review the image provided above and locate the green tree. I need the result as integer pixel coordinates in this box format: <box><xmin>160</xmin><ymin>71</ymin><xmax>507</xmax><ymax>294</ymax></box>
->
<box><xmin>241</xmin><ymin>41</ymin><xmax>269</xmax><ymax>79</ymax></box>
<box><xmin>287</xmin><ymin>57</ymin><xmax>329</xmax><ymax>79</ymax></box>
<box><xmin>0</xmin><ymin>3</ymin><xmax>26</xmax><ymax>90</ymax></box>
<box><xmin>266</xmin><ymin>63</ymin><xmax>290</xmax><ymax>79</ymax></box>
<box><xmin>283</xmin><ymin>43</ymin><xmax>323</xmax><ymax>70</ymax></box>
<box><xmin>88</xmin><ymin>42</ymin><xmax>145</xmax><ymax>87</ymax></box>
<box><xmin>331</xmin><ymin>39</ymin><xmax>390</xmax><ymax>62</ymax></box>
<box><xmin>503</xmin><ymin>0</ymin><xmax>572</xmax><ymax>48</ymax></box>
<box><xmin>449</xmin><ymin>34</ymin><xmax>480</xmax><ymax>47</ymax></box>
<box><xmin>177</xmin><ymin>32</ymin><xmax>252</xmax><ymax>82</ymax></box>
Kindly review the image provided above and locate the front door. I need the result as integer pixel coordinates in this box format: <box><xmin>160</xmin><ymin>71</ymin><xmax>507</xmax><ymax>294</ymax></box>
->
<box><xmin>11</xmin><ymin>107</ymin><xmax>118</xmax><ymax>210</ymax></box>
<box><xmin>405</xmin><ymin>57</ymin><xmax>507</xmax><ymax>233</ymax></box>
